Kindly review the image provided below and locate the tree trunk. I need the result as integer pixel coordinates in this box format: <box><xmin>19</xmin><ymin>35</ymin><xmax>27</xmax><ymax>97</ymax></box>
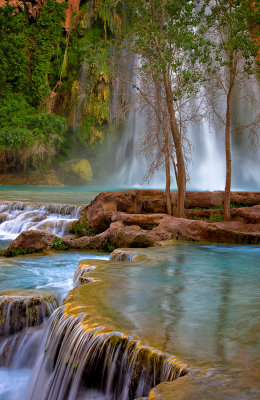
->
<box><xmin>224</xmin><ymin>89</ymin><xmax>232</xmax><ymax>221</ymax></box>
<box><xmin>163</xmin><ymin>74</ymin><xmax>186</xmax><ymax>217</ymax></box>
<box><xmin>164</xmin><ymin>129</ymin><xmax>172</xmax><ymax>215</ymax></box>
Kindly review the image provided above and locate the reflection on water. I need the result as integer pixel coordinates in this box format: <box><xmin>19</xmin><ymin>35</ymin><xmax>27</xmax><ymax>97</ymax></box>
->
<box><xmin>100</xmin><ymin>244</ymin><xmax>260</xmax><ymax>370</ymax></box>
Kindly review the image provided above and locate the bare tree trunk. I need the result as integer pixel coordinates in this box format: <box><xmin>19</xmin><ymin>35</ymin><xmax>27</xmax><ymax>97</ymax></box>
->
<box><xmin>164</xmin><ymin>128</ymin><xmax>172</xmax><ymax>215</ymax></box>
<box><xmin>163</xmin><ymin>74</ymin><xmax>186</xmax><ymax>217</ymax></box>
<box><xmin>224</xmin><ymin>88</ymin><xmax>232</xmax><ymax>221</ymax></box>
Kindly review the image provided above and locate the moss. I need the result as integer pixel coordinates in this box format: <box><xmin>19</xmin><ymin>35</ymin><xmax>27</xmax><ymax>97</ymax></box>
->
<box><xmin>63</xmin><ymin>159</ymin><xmax>93</xmax><ymax>184</ymax></box>
<box><xmin>71</xmin><ymin>219</ymin><xmax>103</xmax><ymax>237</ymax></box>
<box><xmin>209</xmin><ymin>214</ymin><xmax>223</xmax><ymax>222</ymax></box>
<box><xmin>230</xmin><ymin>203</ymin><xmax>248</xmax><ymax>208</ymax></box>
<box><xmin>53</xmin><ymin>238</ymin><xmax>68</xmax><ymax>251</ymax></box>
<box><xmin>141</xmin><ymin>224</ymin><xmax>157</xmax><ymax>230</ymax></box>
<box><xmin>103</xmin><ymin>242</ymin><xmax>115</xmax><ymax>252</ymax></box>
<box><xmin>0</xmin><ymin>248</ymin><xmax>38</xmax><ymax>257</ymax></box>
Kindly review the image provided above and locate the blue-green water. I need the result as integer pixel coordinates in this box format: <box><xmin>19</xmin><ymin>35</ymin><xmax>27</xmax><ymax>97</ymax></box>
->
<box><xmin>0</xmin><ymin>185</ymin><xmax>259</xmax><ymax>398</ymax></box>
<box><xmin>0</xmin><ymin>250</ymin><xmax>109</xmax><ymax>299</ymax></box>
<box><xmin>0</xmin><ymin>249</ymin><xmax>109</xmax><ymax>400</ymax></box>
<box><xmin>0</xmin><ymin>242</ymin><xmax>259</xmax><ymax>399</ymax></box>
<box><xmin>106</xmin><ymin>244</ymin><xmax>260</xmax><ymax>368</ymax></box>
<box><xmin>0</xmin><ymin>185</ymin><xmax>106</xmax><ymax>204</ymax></box>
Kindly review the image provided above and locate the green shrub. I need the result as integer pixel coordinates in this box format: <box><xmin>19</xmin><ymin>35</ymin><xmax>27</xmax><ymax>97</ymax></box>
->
<box><xmin>209</xmin><ymin>214</ymin><xmax>223</xmax><ymax>222</ymax></box>
<box><xmin>53</xmin><ymin>238</ymin><xmax>68</xmax><ymax>250</ymax></box>
<box><xmin>0</xmin><ymin>248</ymin><xmax>37</xmax><ymax>257</ymax></box>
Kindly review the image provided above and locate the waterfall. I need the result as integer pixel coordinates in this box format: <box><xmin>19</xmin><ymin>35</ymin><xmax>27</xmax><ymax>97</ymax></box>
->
<box><xmin>109</xmin><ymin>107</ymin><xmax>260</xmax><ymax>190</ymax></box>
<box><xmin>0</xmin><ymin>292</ymin><xmax>58</xmax><ymax>368</ymax></box>
<box><xmin>0</xmin><ymin>201</ymin><xmax>83</xmax><ymax>240</ymax></box>
<box><xmin>24</xmin><ymin>306</ymin><xmax>187</xmax><ymax>400</ymax></box>
<box><xmin>106</xmin><ymin>52</ymin><xmax>260</xmax><ymax>191</ymax></box>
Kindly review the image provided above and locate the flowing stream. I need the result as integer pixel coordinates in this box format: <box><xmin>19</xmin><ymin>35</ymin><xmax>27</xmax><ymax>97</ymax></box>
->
<box><xmin>0</xmin><ymin>191</ymin><xmax>259</xmax><ymax>399</ymax></box>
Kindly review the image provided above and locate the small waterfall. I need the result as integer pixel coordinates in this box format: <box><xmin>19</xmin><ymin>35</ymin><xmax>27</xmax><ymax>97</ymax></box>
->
<box><xmin>0</xmin><ymin>292</ymin><xmax>58</xmax><ymax>368</ymax></box>
<box><xmin>25</xmin><ymin>307</ymin><xmax>187</xmax><ymax>400</ymax></box>
<box><xmin>0</xmin><ymin>201</ymin><xmax>83</xmax><ymax>240</ymax></box>
<box><xmin>0</xmin><ymin>293</ymin><xmax>58</xmax><ymax>336</ymax></box>
<box><xmin>73</xmin><ymin>261</ymin><xmax>96</xmax><ymax>287</ymax></box>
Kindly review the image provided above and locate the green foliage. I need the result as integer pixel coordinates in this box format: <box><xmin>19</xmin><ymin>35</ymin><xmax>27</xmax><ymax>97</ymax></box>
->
<box><xmin>29</xmin><ymin>0</ymin><xmax>66</xmax><ymax>105</ymax></box>
<box><xmin>209</xmin><ymin>214</ymin><xmax>223</xmax><ymax>222</ymax></box>
<box><xmin>53</xmin><ymin>238</ymin><xmax>69</xmax><ymax>251</ymax></box>
<box><xmin>200</xmin><ymin>0</ymin><xmax>259</xmax><ymax>75</ymax></box>
<box><xmin>104</xmin><ymin>242</ymin><xmax>115</xmax><ymax>252</ymax></box>
<box><xmin>0</xmin><ymin>1</ymin><xmax>66</xmax><ymax>106</ymax></box>
<box><xmin>123</xmin><ymin>0</ymin><xmax>208</xmax><ymax>98</ymax></box>
<box><xmin>72</xmin><ymin>219</ymin><xmax>102</xmax><ymax>237</ymax></box>
<box><xmin>0</xmin><ymin>248</ymin><xmax>37</xmax><ymax>257</ymax></box>
<box><xmin>71</xmin><ymin>218</ymin><xmax>89</xmax><ymax>237</ymax></box>
<box><xmin>0</xmin><ymin>5</ymin><xmax>29</xmax><ymax>96</ymax></box>
<box><xmin>0</xmin><ymin>93</ymin><xmax>67</xmax><ymax>171</ymax></box>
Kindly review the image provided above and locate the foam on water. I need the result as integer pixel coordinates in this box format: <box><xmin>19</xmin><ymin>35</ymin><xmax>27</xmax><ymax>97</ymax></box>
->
<box><xmin>0</xmin><ymin>367</ymin><xmax>31</xmax><ymax>400</ymax></box>
<box><xmin>0</xmin><ymin>201</ymin><xmax>83</xmax><ymax>240</ymax></box>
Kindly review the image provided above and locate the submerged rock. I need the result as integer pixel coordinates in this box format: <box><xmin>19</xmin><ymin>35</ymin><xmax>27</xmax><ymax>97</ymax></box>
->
<box><xmin>110</xmin><ymin>249</ymin><xmax>139</xmax><ymax>262</ymax></box>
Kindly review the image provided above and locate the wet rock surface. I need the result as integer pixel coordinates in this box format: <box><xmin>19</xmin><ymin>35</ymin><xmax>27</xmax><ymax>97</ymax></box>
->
<box><xmin>147</xmin><ymin>371</ymin><xmax>260</xmax><ymax>400</ymax></box>
<box><xmin>0</xmin><ymin>290</ymin><xmax>58</xmax><ymax>335</ymax></box>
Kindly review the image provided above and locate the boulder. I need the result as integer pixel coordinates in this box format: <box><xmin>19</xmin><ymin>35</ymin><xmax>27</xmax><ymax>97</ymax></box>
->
<box><xmin>63</xmin><ymin>159</ymin><xmax>92</xmax><ymax>184</ymax></box>
<box><xmin>7</xmin><ymin>229</ymin><xmax>58</xmax><ymax>254</ymax></box>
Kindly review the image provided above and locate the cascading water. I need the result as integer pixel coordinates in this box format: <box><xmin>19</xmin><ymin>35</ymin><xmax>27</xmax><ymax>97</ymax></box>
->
<box><xmin>109</xmin><ymin>106</ymin><xmax>260</xmax><ymax>190</ymax></box>
<box><xmin>0</xmin><ymin>201</ymin><xmax>83</xmax><ymax>240</ymax></box>
<box><xmin>24</xmin><ymin>306</ymin><xmax>187</xmax><ymax>400</ymax></box>
<box><xmin>106</xmin><ymin>52</ymin><xmax>260</xmax><ymax>191</ymax></box>
<box><xmin>0</xmin><ymin>293</ymin><xmax>58</xmax><ymax>368</ymax></box>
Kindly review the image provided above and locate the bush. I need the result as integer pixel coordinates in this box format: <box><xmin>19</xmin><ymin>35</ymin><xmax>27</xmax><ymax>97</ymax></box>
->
<box><xmin>53</xmin><ymin>238</ymin><xmax>68</xmax><ymax>250</ymax></box>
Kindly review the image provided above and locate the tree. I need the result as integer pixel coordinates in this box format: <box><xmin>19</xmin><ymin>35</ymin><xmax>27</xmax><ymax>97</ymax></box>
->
<box><xmin>116</xmin><ymin>0</ymin><xmax>208</xmax><ymax>217</ymax></box>
<box><xmin>201</xmin><ymin>0</ymin><xmax>260</xmax><ymax>220</ymax></box>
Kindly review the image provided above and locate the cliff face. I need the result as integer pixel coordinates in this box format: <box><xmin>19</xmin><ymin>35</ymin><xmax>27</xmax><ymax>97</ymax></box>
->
<box><xmin>0</xmin><ymin>0</ymin><xmax>46</xmax><ymax>18</ymax></box>
<box><xmin>63</xmin><ymin>0</ymin><xmax>80</xmax><ymax>30</ymax></box>
<box><xmin>0</xmin><ymin>0</ymin><xmax>124</xmax><ymax>183</ymax></box>
<box><xmin>0</xmin><ymin>0</ymin><xmax>80</xmax><ymax>30</ymax></box>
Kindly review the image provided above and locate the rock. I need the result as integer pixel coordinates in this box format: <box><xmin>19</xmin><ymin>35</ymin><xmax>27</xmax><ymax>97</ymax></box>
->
<box><xmin>0</xmin><ymin>290</ymin><xmax>58</xmax><ymax>336</ymax></box>
<box><xmin>232</xmin><ymin>206</ymin><xmax>260</xmax><ymax>224</ymax></box>
<box><xmin>63</xmin><ymin>159</ymin><xmax>92</xmax><ymax>184</ymax></box>
<box><xmin>147</xmin><ymin>371</ymin><xmax>260</xmax><ymax>400</ymax></box>
<box><xmin>80</xmin><ymin>190</ymin><xmax>260</xmax><ymax>233</ymax></box>
<box><xmin>0</xmin><ymin>212</ymin><xmax>8</xmax><ymax>223</ymax></box>
<box><xmin>142</xmin><ymin>199</ymin><xmax>166</xmax><ymax>213</ymax></box>
<box><xmin>7</xmin><ymin>230</ymin><xmax>58</xmax><ymax>254</ymax></box>
<box><xmin>110</xmin><ymin>249</ymin><xmax>139</xmax><ymax>261</ymax></box>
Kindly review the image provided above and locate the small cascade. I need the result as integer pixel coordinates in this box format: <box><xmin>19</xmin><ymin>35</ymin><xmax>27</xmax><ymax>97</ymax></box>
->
<box><xmin>0</xmin><ymin>201</ymin><xmax>83</xmax><ymax>240</ymax></box>
<box><xmin>0</xmin><ymin>292</ymin><xmax>58</xmax><ymax>368</ymax></box>
<box><xmin>25</xmin><ymin>307</ymin><xmax>187</xmax><ymax>400</ymax></box>
<box><xmin>73</xmin><ymin>261</ymin><xmax>96</xmax><ymax>287</ymax></box>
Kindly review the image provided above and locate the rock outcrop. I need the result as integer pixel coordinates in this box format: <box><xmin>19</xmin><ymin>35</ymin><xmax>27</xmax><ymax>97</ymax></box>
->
<box><xmin>4</xmin><ymin>190</ymin><xmax>260</xmax><ymax>255</ymax></box>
